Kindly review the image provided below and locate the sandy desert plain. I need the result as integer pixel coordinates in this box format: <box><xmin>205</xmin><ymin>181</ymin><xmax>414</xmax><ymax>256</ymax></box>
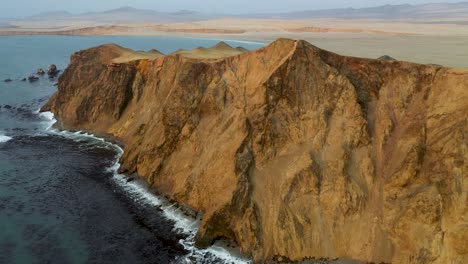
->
<box><xmin>1</xmin><ymin>12</ymin><xmax>468</xmax><ymax>68</ymax></box>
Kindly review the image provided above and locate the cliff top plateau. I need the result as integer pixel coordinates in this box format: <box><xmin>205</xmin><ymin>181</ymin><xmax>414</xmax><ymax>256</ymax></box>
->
<box><xmin>91</xmin><ymin>41</ymin><xmax>248</xmax><ymax>64</ymax></box>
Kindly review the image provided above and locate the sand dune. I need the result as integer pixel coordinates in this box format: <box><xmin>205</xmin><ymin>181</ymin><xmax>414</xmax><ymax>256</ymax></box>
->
<box><xmin>89</xmin><ymin>42</ymin><xmax>247</xmax><ymax>64</ymax></box>
<box><xmin>112</xmin><ymin>48</ymin><xmax>164</xmax><ymax>63</ymax></box>
<box><xmin>171</xmin><ymin>41</ymin><xmax>246</xmax><ymax>59</ymax></box>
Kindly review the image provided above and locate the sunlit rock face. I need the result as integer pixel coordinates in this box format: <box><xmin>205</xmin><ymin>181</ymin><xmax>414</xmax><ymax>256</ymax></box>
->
<box><xmin>42</xmin><ymin>39</ymin><xmax>468</xmax><ymax>264</ymax></box>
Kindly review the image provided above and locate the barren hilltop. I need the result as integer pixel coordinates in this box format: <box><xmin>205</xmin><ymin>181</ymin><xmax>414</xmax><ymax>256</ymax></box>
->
<box><xmin>42</xmin><ymin>39</ymin><xmax>467</xmax><ymax>264</ymax></box>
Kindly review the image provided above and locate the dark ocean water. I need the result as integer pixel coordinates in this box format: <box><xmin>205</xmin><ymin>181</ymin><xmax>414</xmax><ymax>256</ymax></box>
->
<box><xmin>0</xmin><ymin>36</ymin><xmax>263</xmax><ymax>264</ymax></box>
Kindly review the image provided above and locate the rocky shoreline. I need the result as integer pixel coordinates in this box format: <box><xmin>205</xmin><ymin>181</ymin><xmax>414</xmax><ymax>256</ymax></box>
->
<box><xmin>3</xmin><ymin>64</ymin><xmax>61</xmax><ymax>83</ymax></box>
<box><xmin>41</xmin><ymin>39</ymin><xmax>467</xmax><ymax>263</ymax></box>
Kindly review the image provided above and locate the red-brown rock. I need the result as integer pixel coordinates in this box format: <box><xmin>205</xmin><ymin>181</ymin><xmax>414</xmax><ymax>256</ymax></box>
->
<box><xmin>41</xmin><ymin>39</ymin><xmax>468</xmax><ymax>264</ymax></box>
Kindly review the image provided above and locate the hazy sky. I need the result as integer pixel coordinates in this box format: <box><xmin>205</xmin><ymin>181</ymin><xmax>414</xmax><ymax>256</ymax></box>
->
<box><xmin>1</xmin><ymin>0</ymin><xmax>464</xmax><ymax>18</ymax></box>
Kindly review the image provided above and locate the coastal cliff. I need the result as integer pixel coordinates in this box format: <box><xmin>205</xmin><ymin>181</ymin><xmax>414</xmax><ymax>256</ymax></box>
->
<box><xmin>42</xmin><ymin>39</ymin><xmax>467</xmax><ymax>263</ymax></box>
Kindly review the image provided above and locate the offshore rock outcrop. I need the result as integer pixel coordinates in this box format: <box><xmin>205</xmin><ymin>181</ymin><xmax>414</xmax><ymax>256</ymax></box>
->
<box><xmin>42</xmin><ymin>39</ymin><xmax>468</xmax><ymax>263</ymax></box>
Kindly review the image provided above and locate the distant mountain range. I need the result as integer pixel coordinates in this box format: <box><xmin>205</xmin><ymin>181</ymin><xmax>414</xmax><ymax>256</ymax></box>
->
<box><xmin>4</xmin><ymin>2</ymin><xmax>468</xmax><ymax>26</ymax></box>
<box><xmin>23</xmin><ymin>7</ymin><xmax>213</xmax><ymax>23</ymax></box>
<box><xmin>252</xmin><ymin>2</ymin><xmax>468</xmax><ymax>20</ymax></box>
<box><xmin>0</xmin><ymin>22</ymin><xmax>12</xmax><ymax>28</ymax></box>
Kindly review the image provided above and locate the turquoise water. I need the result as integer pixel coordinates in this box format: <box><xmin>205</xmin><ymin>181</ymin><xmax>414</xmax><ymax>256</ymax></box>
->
<box><xmin>0</xmin><ymin>36</ymin><xmax>263</xmax><ymax>264</ymax></box>
<box><xmin>0</xmin><ymin>36</ymin><xmax>263</xmax><ymax>130</ymax></box>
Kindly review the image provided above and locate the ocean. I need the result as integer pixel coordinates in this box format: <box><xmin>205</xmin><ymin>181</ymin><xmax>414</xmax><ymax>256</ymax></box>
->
<box><xmin>0</xmin><ymin>36</ymin><xmax>264</xmax><ymax>264</ymax></box>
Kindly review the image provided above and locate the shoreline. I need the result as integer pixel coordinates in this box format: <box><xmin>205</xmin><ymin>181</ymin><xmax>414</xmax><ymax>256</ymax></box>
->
<box><xmin>3</xmin><ymin>16</ymin><xmax>468</xmax><ymax>37</ymax></box>
<box><xmin>40</xmin><ymin>38</ymin><xmax>468</xmax><ymax>263</ymax></box>
<box><xmin>39</xmin><ymin>111</ymin><xmax>253</xmax><ymax>264</ymax></box>
<box><xmin>2</xmin><ymin>32</ymin><xmax>466</xmax><ymax>68</ymax></box>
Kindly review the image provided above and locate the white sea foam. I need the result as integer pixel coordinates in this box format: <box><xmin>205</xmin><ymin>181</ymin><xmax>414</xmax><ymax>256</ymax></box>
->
<box><xmin>110</xmin><ymin>154</ymin><xmax>251</xmax><ymax>264</ymax></box>
<box><xmin>38</xmin><ymin>111</ymin><xmax>56</xmax><ymax>131</ymax></box>
<box><xmin>38</xmin><ymin>111</ymin><xmax>251</xmax><ymax>263</ymax></box>
<box><xmin>0</xmin><ymin>132</ymin><xmax>12</xmax><ymax>143</ymax></box>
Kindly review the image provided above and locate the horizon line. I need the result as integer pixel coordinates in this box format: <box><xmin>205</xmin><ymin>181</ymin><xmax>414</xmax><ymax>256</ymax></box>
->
<box><xmin>1</xmin><ymin>1</ymin><xmax>467</xmax><ymax>20</ymax></box>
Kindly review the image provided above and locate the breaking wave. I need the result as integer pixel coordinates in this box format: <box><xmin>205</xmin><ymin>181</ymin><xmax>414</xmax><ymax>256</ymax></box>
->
<box><xmin>0</xmin><ymin>132</ymin><xmax>12</xmax><ymax>143</ymax></box>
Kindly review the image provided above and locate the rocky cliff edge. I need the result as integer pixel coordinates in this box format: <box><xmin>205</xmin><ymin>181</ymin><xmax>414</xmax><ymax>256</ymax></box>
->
<box><xmin>42</xmin><ymin>39</ymin><xmax>468</xmax><ymax>263</ymax></box>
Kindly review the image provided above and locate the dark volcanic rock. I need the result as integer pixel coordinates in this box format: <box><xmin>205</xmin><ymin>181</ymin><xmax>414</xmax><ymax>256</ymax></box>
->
<box><xmin>47</xmin><ymin>64</ymin><xmax>59</xmax><ymax>76</ymax></box>
<box><xmin>37</xmin><ymin>68</ymin><xmax>45</xmax><ymax>75</ymax></box>
<box><xmin>28</xmin><ymin>75</ymin><xmax>39</xmax><ymax>82</ymax></box>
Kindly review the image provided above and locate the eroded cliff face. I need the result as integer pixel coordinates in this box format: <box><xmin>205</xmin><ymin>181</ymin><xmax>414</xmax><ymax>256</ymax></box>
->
<box><xmin>41</xmin><ymin>39</ymin><xmax>468</xmax><ymax>263</ymax></box>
